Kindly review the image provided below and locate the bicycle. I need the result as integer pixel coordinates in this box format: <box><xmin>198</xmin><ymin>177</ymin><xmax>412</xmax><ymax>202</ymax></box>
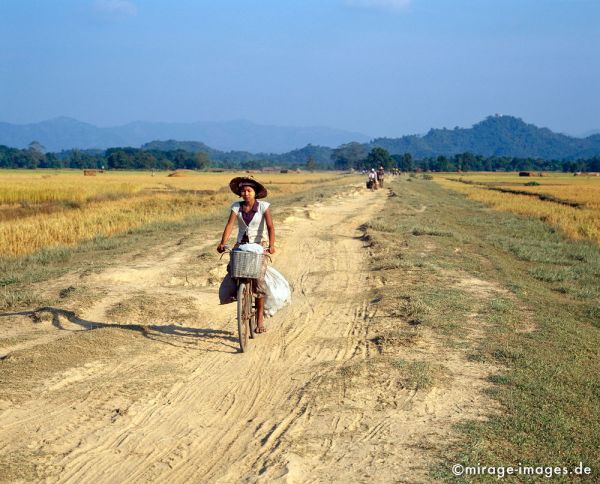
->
<box><xmin>222</xmin><ymin>246</ymin><xmax>269</xmax><ymax>353</ymax></box>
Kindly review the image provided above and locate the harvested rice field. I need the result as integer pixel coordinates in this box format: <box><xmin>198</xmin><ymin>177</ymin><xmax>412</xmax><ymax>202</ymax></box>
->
<box><xmin>435</xmin><ymin>172</ymin><xmax>600</xmax><ymax>244</ymax></box>
<box><xmin>0</xmin><ymin>170</ymin><xmax>352</xmax><ymax>257</ymax></box>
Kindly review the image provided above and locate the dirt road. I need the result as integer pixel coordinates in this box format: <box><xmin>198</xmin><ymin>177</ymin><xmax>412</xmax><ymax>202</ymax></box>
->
<box><xmin>0</xmin><ymin>185</ymin><xmax>494</xmax><ymax>482</ymax></box>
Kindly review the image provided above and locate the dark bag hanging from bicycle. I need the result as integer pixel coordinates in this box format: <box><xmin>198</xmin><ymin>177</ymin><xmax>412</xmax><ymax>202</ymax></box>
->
<box><xmin>219</xmin><ymin>272</ymin><xmax>238</xmax><ymax>304</ymax></box>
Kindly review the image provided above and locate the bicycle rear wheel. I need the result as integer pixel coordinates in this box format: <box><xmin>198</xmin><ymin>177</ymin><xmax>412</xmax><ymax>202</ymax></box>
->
<box><xmin>237</xmin><ymin>281</ymin><xmax>253</xmax><ymax>352</ymax></box>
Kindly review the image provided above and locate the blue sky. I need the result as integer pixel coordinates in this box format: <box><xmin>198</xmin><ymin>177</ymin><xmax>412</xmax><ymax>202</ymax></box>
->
<box><xmin>1</xmin><ymin>0</ymin><xmax>599</xmax><ymax>137</ymax></box>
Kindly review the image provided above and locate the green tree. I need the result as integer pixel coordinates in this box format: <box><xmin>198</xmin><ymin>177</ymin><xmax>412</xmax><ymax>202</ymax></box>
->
<box><xmin>366</xmin><ymin>147</ymin><xmax>393</xmax><ymax>170</ymax></box>
<box><xmin>240</xmin><ymin>159</ymin><xmax>264</xmax><ymax>170</ymax></box>
<box><xmin>193</xmin><ymin>152</ymin><xmax>211</xmax><ymax>170</ymax></box>
<box><xmin>331</xmin><ymin>142</ymin><xmax>367</xmax><ymax>170</ymax></box>
<box><xmin>106</xmin><ymin>148</ymin><xmax>136</xmax><ymax>170</ymax></box>
<box><xmin>433</xmin><ymin>155</ymin><xmax>451</xmax><ymax>171</ymax></box>
<box><xmin>306</xmin><ymin>156</ymin><xmax>317</xmax><ymax>172</ymax></box>
<box><xmin>392</xmin><ymin>152</ymin><xmax>414</xmax><ymax>172</ymax></box>
<box><xmin>132</xmin><ymin>151</ymin><xmax>157</xmax><ymax>170</ymax></box>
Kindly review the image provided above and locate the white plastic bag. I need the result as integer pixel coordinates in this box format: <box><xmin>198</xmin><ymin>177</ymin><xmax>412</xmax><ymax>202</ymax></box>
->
<box><xmin>264</xmin><ymin>266</ymin><xmax>292</xmax><ymax>318</ymax></box>
<box><xmin>237</xmin><ymin>243</ymin><xmax>264</xmax><ymax>254</ymax></box>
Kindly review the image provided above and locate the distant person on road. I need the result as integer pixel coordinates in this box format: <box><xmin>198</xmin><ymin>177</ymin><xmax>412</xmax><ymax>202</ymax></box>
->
<box><xmin>217</xmin><ymin>177</ymin><xmax>275</xmax><ymax>333</ymax></box>
<box><xmin>377</xmin><ymin>166</ymin><xmax>385</xmax><ymax>189</ymax></box>
<box><xmin>368</xmin><ymin>169</ymin><xmax>377</xmax><ymax>190</ymax></box>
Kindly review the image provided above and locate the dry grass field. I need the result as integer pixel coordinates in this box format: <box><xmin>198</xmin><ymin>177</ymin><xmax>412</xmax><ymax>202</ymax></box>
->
<box><xmin>0</xmin><ymin>170</ymin><xmax>349</xmax><ymax>257</ymax></box>
<box><xmin>434</xmin><ymin>172</ymin><xmax>600</xmax><ymax>244</ymax></box>
<box><xmin>1</xmin><ymin>174</ymin><xmax>598</xmax><ymax>481</ymax></box>
<box><xmin>365</xmin><ymin>177</ymin><xmax>599</xmax><ymax>479</ymax></box>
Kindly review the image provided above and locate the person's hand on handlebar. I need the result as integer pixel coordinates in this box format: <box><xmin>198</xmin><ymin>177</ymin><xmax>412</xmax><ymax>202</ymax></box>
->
<box><xmin>217</xmin><ymin>243</ymin><xmax>227</xmax><ymax>253</ymax></box>
<box><xmin>266</xmin><ymin>246</ymin><xmax>275</xmax><ymax>255</ymax></box>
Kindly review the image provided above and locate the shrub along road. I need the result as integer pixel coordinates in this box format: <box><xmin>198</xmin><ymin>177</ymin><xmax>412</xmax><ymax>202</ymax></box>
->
<box><xmin>0</xmin><ymin>177</ymin><xmax>598</xmax><ymax>482</ymax></box>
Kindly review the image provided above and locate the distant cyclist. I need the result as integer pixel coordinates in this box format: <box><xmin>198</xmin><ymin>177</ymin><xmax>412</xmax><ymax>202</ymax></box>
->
<box><xmin>368</xmin><ymin>169</ymin><xmax>377</xmax><ymax>191</ymax></box>
<box><xmin>377</xmin><ymin>166</ymin><xmax>385</xmax><ymax>189</ymax></box>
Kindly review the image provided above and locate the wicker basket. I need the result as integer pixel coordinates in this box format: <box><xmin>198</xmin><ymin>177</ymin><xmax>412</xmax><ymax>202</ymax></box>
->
<box><xmin>230</xmin><ymin>250</ymin><xmax>264</xmax><ymax>279</ymax></box>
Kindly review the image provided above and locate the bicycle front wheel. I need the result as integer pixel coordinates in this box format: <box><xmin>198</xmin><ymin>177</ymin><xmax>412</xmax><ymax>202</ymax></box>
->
<box><xmin>237</xmin><ymin>282</ymin><xmax>252</xmax><ymax>352</ymax></box>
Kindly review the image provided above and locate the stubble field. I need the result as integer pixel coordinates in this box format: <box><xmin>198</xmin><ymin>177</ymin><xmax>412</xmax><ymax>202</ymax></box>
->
<box><xmin>0</xmin><ymin>170</ymin><xmax>344</xmax><ymax>258</ymax></box>
<box><xmin>0</xmin><ymin>170</ymin><xmax>598</xmax><ymax>482</ymax></box>
<box><xmin>435</xmin><ymin>172</ymin><xmax>600</xmax><ymax>244</ymax></box>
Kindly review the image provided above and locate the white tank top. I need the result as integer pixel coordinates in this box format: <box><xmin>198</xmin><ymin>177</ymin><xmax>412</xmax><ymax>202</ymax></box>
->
<box><xmin>231</xmin><ymin>200</ymin><xmax>271</xmax><ymax>244</ymax></box>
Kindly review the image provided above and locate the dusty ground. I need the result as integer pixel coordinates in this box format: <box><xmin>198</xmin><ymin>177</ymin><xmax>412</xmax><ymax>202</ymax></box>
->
<box><xmin>0</xmin><ymin>185</ymin><xmax>498</xmax><ymax>483</ymax></box>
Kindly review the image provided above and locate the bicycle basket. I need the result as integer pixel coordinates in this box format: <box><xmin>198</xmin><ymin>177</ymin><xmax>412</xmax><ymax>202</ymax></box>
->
<box><xmin>230</xmin><ymin>250</ymin><xmax>264</xmax><ymax>279</ymax></box>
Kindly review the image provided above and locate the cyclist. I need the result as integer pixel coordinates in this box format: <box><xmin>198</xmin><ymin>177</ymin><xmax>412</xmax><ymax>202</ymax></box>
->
<box><xmin>217</xmin><ymin>177</ymin><xmax>275</xmax><ymax>333</ymax></box>
<box><xmin>377</xmin><ymin>166</ymin><xmax>385</xmax><ymax>188</ymax></box>
<box><xmin>367</xmin><ymin>169</ymin><xmax>377</xmax><ymax>191</ymax></box>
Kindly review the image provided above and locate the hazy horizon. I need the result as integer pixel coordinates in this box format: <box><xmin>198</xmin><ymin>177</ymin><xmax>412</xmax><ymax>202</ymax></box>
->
<box><xmin>2</xmin><ymin>0</ymin><xmax>599</xmax><ymax>138</ymax></box>
<box><xmin>2</xmin><ymin>114</ymin><xmax>598</xmax><ymax>142</ymax></box>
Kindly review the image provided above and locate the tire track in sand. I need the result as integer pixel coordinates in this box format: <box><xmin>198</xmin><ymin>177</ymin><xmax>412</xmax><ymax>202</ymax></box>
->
<box><xmin>0</xmin><ymin>186</ymin><xmax>387</xmax><ymax>482</ymax></box>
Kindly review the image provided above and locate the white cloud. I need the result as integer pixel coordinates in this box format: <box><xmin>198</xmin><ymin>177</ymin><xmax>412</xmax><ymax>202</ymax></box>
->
<box><xmin>344</xmin><ymin>0</ymin><xmax>412</xmax><ymax>13</ymax></box>
<box><xmin>93</xmin><ymin>0</ymin><xmax>138</xmax><ymax>19</ymax></box>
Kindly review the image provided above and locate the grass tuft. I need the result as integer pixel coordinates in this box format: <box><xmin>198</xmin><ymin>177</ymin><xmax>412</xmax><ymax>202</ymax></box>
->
<box><xmin>411</xmin><ymin>226</ymin><xmax>453</xmax><ymax>237</ymax></box>
<box><xmin>392</xmin><ymin>359</ymin><xmax>439</xmax><ymax>390</ymax></box>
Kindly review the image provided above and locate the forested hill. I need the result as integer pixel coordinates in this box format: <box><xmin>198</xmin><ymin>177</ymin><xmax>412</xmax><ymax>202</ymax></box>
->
<box><xmin>370</xmin><ymin>115</ymin><xmax>600</xmax><ymax>159</ymax></box>
<box><xmin>87</xmin><ymin>116</ymin><xmax>600</xmax><ymax>162</ymax></box>
<box><xmin>2</xmin><ymin>115</ymin><xmax>600</xmax><ymax>171</ymax></box>
<box><xmin>142</xmin><ymin>140</ymin><xmax>221</xmax><ymax>157</ymax></box>
<box><xmin>142</xmin><ymin>140</ymin><xmax>333</xmax><ymax>165</ymax></box>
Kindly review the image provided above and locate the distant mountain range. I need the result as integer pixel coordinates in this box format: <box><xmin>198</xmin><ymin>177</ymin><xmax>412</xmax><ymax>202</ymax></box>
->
<box><xmin>0</xmin><ymin>117</ymin><xmax>369</xmax><ymax>153</ymax></box>
<box><xmin>369</xmin><ymin>115</ymin><xmax>600</xmax><ymax>159</ymax></box>
<box><xmin>1</xmin><ymin>115</ymin><xmax>599</xmax><ymax>160</ymax></box>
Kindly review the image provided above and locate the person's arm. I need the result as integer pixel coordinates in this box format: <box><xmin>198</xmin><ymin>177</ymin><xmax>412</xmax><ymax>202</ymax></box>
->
<box><xmin>217</xmin><ymin>211</ymin><xmax>237</xmax><ymax>252</ymax></box>
<box><xmin>264</xmin><ymin>208</ymin><xmax>276</xmax><ymax>254</ymax></box>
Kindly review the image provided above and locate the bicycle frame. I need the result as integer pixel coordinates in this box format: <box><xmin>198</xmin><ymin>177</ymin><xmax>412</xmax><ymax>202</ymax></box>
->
<box><xmin>220</xmin><ymin>246</ymin><xmax>269</xmax><ymax>353</ymax></box>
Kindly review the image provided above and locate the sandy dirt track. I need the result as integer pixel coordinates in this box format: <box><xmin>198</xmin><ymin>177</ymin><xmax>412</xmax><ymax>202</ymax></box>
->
<box><xmin>0</xmin><ymin>186</ymin><xmax>494</xmax><ymax>482</ymax></box>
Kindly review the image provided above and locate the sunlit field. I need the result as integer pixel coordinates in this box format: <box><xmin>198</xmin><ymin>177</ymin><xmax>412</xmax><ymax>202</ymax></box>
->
<box><xmin>0</xmin><ymin>170</ymin><xmax>348</xmax><ymax>257</ymax></box>
<box><xmin>0</xmin><ymin>169</ymin><xmax>340</xmax><ymax>205</ymax></box>
<box><xmin>435</xmin><ymin>172</ymin><xmax>600</xmax><ymax>244</ymax></box>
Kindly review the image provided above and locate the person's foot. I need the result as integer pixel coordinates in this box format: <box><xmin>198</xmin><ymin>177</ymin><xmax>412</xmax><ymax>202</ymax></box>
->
<box><xmin>255</xmin><ymin>322</ymin><xmax>267</xmax><ymax>333</ymax></box>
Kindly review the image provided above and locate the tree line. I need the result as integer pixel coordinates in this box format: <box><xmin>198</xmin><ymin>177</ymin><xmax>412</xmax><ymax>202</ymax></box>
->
<box><xmin>1</xmin><ymin>142</ymin><xmax>599</xmax><ymax>173</ymax></box>
<box><xmin>331</xmin><ymin>143</ymin><xmax>600</xmax><ymax>173</ymax></box>
<box><xmin>0</xmin><ymin>144</ymin><xmax>210</xmax><ymax>171</ymax></box>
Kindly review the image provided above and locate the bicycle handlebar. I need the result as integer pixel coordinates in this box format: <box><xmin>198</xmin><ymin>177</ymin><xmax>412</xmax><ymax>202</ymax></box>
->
<box><xmin>219</xmin><ymin>245</ymin><xmax>273</xmax><ymax>261</ymax></box>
